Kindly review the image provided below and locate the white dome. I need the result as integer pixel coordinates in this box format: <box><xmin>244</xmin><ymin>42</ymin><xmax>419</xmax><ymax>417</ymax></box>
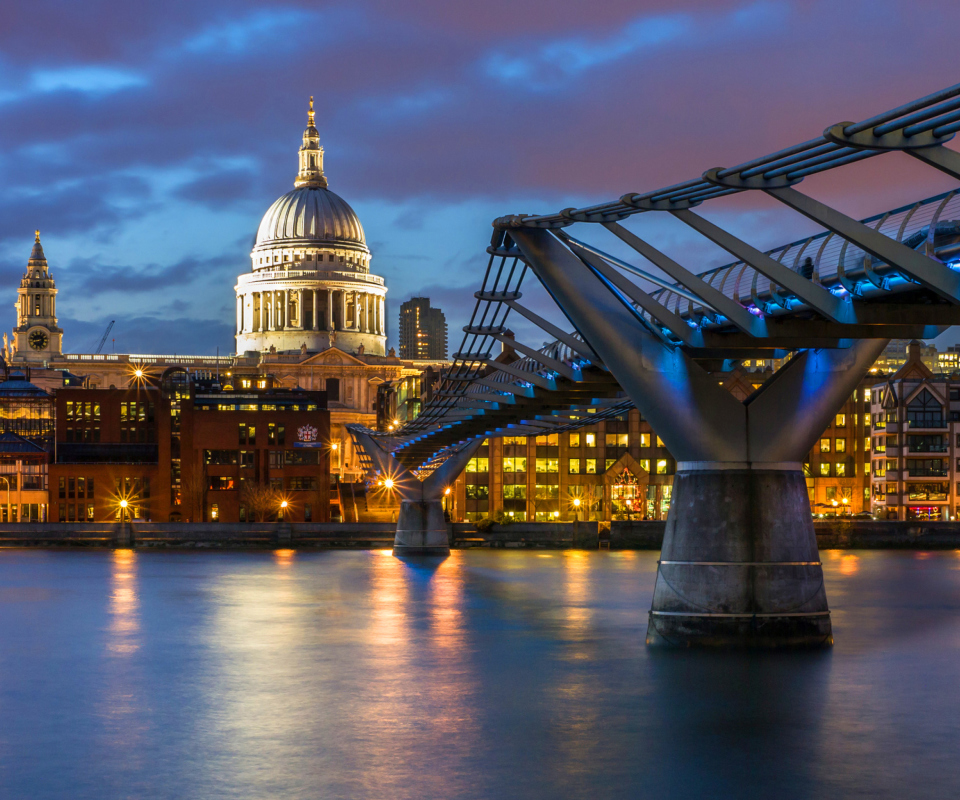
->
<box><xmin>254</xmin><ymin>186</ymin><xmax>367</xmax><ymax>252</ymax></box>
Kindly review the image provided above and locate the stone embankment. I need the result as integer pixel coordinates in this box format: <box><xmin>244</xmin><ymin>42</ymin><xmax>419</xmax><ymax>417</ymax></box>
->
<box><xmin>0</xmin><ymin>519</ymin><xmax>957</xmax><ymax>549</ymax></box>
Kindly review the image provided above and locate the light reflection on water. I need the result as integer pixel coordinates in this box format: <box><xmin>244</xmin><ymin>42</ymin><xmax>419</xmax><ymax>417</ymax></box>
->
<box><xmin>0</xmin><ymin>549</ymin><xmax>957</xmax><ymax>799</ymax></box>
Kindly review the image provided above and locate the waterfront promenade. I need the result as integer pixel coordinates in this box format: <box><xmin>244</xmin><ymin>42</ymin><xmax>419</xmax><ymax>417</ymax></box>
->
<box><xmin>0</xmin><ymin>519</ymin><xmax>958</xmax><ymax>549</ymax></box>
<box><xmin>0</xmin><ymin>548</ymin><xmax>957</xmax><ymax>799</ymax></box>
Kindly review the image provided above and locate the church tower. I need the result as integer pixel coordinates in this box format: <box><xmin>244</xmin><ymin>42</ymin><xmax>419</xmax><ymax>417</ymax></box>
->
<box><xmin>13</xmin><ymin>231</ymin><xmax>62</xmax><ymax>363</ymax></box>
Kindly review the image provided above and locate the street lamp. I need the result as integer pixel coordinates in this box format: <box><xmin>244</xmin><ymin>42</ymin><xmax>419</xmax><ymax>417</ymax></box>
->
<box><xmin>119</xmin><ymin>498</ymin><xmax>128</xmax><ymax>523</ymax></box>
<box><xmin>279</xmin><ymin>499</ymin><xmax>288</xmax><ymax>520</ymax></box>
<box><xmin>573</xmin><ymin>496</ymin><xmax>581</xmax><ymax>522</ymax></box>
<box><xmin>384</xmin><ymin>478</ymin><xmax>394</xmax><ymax>489</ymax></box>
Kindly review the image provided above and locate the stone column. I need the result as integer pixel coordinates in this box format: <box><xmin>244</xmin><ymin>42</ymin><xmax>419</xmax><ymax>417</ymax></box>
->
<box><xmin>312</xmin><ymin>290</ymin><xmax>319</xmax><ymax>331</ymax></box>
<box><xmin>327</xmin><ymin>289</ymin><xmax>334</xmax><ymax>331</ymax></box>
<box><xmin>340</xmin><ymin>290</ymin><xmax>347</xmax><ymax>331</ymax></box>
<box><xmin>379</xmin><ymin>297</ymin><xmax>385</xmax><ymax>335</ymax></box>
<box><xmin>236</xmin><ymin>295</ymin><xmax>243</xmax><ymax>335</ymax></box>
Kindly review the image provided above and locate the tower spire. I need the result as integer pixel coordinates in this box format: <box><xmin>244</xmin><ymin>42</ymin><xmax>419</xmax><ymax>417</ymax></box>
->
<box><xmin>295</xmin><ymin>95</ymin><xmax>327</xmax><ymax>189</ymax></box>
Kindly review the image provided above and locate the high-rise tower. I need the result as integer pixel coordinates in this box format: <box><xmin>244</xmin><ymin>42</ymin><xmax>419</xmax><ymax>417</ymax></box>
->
<box><xmin>13</xmin><ymin>231</ymin><xmax>62</xmax><ymax>363</ymax></box>
<box><xmin>398</xmin><ymin>297</ymin><xmax>447</xmax><ymax>360</ymax></box>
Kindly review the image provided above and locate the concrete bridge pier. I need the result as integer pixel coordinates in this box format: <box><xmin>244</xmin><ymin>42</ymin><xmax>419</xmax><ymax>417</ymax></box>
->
<box><xmin>351</xmin><ymin>431</ymin><xmax>484</xmax><ymax>556</ymax></box>
<box><xmin>511</xmin><ymin>226</ymin><xmax>888</xmax><ymax>647</ymax></box>
<box><xmin>647</xmin><ymin>464</ymin><xmax>830</xmax><ymax>647</ymax></box>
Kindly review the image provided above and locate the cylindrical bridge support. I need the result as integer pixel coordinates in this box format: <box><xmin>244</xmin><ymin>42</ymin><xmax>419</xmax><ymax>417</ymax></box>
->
<box><xmin>647</xmin><ymin>463</ymin><xmax>831</xmax><ymax>648</ymax></box>
<box><xmin>394</xmin><ymin>500</ymin><xmax>450</xmax><ymax>556</ymax></box>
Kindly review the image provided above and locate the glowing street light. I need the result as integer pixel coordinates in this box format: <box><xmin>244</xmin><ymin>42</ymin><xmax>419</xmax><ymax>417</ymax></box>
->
<box><xmin>384</xmin><ymin>478</ymin><xmax>395</xmax><ymax>489</ymax></box>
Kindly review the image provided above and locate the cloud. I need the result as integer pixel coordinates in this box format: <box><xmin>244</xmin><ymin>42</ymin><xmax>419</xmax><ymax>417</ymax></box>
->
<box><xmin>31</xmin><ymin>66</ymin><xmax>147</xmax><ymax>95</ymax></box>
<box><xmin>67</xmin><ymin>253</ymin><xmax>239</xmax><ymax>296</ymax></box>
<box><xmin>179</xmin><ymin>8</ymin><xmax>320</xmax><ymax>56</ymax></box>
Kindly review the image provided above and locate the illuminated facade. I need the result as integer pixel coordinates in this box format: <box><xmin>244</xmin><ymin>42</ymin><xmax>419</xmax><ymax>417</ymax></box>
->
<box><xmin>448</xmin><ymin>371</ymin><xmax>878</xmax><ymax>523</ymax></box>
<box><xmin>234</xmin><ymin>99</ymin><xmax>387</xmax><ymax>357</ymax></box>
<box><xmin>869</xmin><ymin>343</ymin><xmax>960</xmax><ymax>521</ymax></box>
<box><xmin>12</xmin><ymin>231</ymin><xmax>62</xmax><ymax>364</ymax></box>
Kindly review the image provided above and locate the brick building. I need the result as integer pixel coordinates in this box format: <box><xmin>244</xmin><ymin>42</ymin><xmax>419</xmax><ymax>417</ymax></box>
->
<box><xmin>50</xmin><ymin>370</ymin><xmax>330</xmax><ymax>523</ymax></box>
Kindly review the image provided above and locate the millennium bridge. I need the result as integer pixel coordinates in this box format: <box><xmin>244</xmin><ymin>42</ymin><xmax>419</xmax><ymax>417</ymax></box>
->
<box><xmin>350</xmin><ymin>82</ymin><xmax>960</xmax><ymax>647</ymax></box>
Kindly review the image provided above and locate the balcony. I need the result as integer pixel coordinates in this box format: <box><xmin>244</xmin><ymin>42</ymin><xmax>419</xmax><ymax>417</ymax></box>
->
<box><xmin>904</xmin><ymin>445</ymin><xmax>948</xmax><ymax>454</ymax></box>
<box><xmin>904</xmin><ymin>470</ymin><xmax>949</xmax><ymax>478</ymax></box>
<box><xmin>905</xmin><ymin>419</ymin><xmax>947</xmax><ymax>430</ymax></box>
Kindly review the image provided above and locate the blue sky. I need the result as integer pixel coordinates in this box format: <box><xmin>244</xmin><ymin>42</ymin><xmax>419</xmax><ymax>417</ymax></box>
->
<box><xmin>2</xmin><ymin>0</ymin><xmax>960</xmax><ymax>354</ymax></box>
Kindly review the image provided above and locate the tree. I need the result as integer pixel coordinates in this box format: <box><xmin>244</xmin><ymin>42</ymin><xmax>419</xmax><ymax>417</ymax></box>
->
<box><xmin>180</xmin><ymin>468</ymin><xmax>206</xmax><ymax>523</ymax></box>
<box><xmin>241</xmin><ymin>481</ymin><xmax>280</xmax><ymax>522</ymax></box>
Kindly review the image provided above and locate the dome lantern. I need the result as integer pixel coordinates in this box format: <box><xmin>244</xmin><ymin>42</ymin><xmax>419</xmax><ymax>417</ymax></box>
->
<box><xmin>295</xmin><ymin>96</ymin><xmax>327</xmax><ymax>189</ymax></box>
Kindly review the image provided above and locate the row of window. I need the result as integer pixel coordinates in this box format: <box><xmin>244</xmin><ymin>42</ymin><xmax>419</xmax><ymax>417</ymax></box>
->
<box><xmin>467</xmin><ymin>456</ymin><xmax>671</xmax><ymax>475</ymax></box>
<box><xmin>807</xmin><ymin>462</ymin><xmax>871</xmax><ymax>477</ymax></box>
<box><xmin>237</xmin><ymin>424</ymin><xmax>288</xmax><ymax>446</ymax></box>
<box><xmin>65</xmin><ymin>401</ymin><xmax>101</xmax><ymax>421</ymax></box>
<box><xmin>0</xmin><ymin>474</ymin><xmax>45</xmax><ymax>491</ymax></box>
<box><xmin>200</xmin><ymin>402</ymin><xmax>321</xmax><ymax>413</ymax></box>
<box><xmin>204</xmin><ymin>449</ymin><xmax>322</xmax><ymax>467</ymax></box>
<box><xmin>58</xmin><ymin>476</ymin><xmax>94</xmax><ymax>499</ymax></box>
<box><xmin>208</xmin><ymin>476</ymin><xmax>319</xmax><ymax>491</ymax></box>
<box><xmin>819</xmin><ymin>437</ymin><xmax>874</xmax><ymax>453</ymax></box>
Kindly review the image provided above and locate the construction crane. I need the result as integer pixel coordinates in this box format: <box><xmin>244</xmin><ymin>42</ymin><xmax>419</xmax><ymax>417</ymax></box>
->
<box><xmin>94</xmin><ymin>320</ymin><xmax>115</xmax><ymax>354</ymax></box>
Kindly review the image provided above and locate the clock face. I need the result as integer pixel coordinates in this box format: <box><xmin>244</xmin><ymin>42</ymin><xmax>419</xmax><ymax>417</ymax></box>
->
<box><xmin>29</xmin><ymin>330</ymin><xmax>49</xmax><ymax>350</ymax></box>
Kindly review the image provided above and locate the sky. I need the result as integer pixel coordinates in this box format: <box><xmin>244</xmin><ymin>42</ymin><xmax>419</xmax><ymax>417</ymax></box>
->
<box><xmin>2</xmin><ymin>0</ymin><xmax>960</xmax><ymax>355</ymax></box>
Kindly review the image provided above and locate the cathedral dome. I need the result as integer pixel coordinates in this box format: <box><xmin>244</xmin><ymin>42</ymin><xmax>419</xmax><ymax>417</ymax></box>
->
<box><xmin>254</xmin><ymin>186</ymin><xmax>367</xmax><ymax>250</ymax></box>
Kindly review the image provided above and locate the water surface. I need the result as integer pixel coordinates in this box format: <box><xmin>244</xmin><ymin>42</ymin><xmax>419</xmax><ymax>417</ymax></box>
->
<box><xmin>0</xmin><ymin>548</ymin><xmax>958</xmax><ymax>799</ymax></box>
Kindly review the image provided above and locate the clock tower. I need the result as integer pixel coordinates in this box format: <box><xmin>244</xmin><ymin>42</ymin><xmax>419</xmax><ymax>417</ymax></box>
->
<box><xmin>13</xmin><ymin>231</ymin><xmax>62</xmax><ymax>363</ymax></box>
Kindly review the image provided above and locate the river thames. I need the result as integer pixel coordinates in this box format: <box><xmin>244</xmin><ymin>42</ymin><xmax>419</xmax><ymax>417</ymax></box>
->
<box><xmin>0</xmin><ymin>549</ymin><xmax>958</xmax><ymax>799</ymax></box>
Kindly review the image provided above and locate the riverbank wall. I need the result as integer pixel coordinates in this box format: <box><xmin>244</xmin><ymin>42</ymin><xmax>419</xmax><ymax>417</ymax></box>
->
<box><xmin>0</xmin><ymin>519</ymin><xmax>958</xmax><ymax>549</ymax></box>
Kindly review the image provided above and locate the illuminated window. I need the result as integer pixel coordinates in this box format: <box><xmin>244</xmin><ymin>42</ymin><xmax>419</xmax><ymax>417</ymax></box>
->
<box><xmin>836</xmin><ymin>463</ymin><xmax>846</xmax><ymax>477</ymax></box>
<box><xmin>865</xmin><ymin>437</ymin><xmax>871</xmax><ymax>451</ymax></box>
<box><xmin>820</xmin><ymin>462</ymin><xmax>830</xmax><ymax>476</ymax></box>
<box><xmin>656</xmin><ymin>437</ymin><xmax>665</xmax><ymax>447</ymax></box>
<box><xmin>639</xmin><ymin>459</ymin><xmax>650</xmax><ymax>472</ymax></box>
<box><xmin>503</xmin><ymin>457</ymin><xmax>526</xmax><ymax>472</ymax></box>
<box><xmin>568</xmin><ymin>433</ymin><xmax>580</xmax><ymax>447</ymax></box>
<box><xmin>585</xmin><ymin>459</ymin><xmax>597</xmax><ymax>474</ymax></box>
<box><xmin>835</xmin><ymin>413</ymin><xmax>846</xmax><ymax>427</ymax></box>
<box><xmin>820</xmin><ymin>438</ymin><xmax>831</xmax><ymax>453</ymax></box>
<box><xmin>639</xmin><ymin>433</ymin><xmax>650</xmax><ymax>447</ymax></box>
<box><xmin>864</xmin><ymin>463</ymin><xmax>870</xmax><ymax>476</ymax></box>
<box><xmin>836</xmin><ymin>439</ymin><xmax>846</xmax><ymax>453</ymax></box>
<box><xmin>535</xmin><ymin>458</ymin><xmax>559</xmax><ymax>473</ymax></box>
<box><xmin>585</xmin><ymin>433</ymin><xmax>596</xmax><ymax>447</ymax></box>
<box><xmin>656</xmin><ymin>459</ymin><xmax>668</xmax><ymax>475</ymax></box>
<box><xmin>466</xmin><ymin>458</ymin><xmax>489</xmax><ymax>473</ymax></box>
<box><xmin>568</xmin><ymin>458</ymin><xmax>580</xmax><ymax>474</ymax></box>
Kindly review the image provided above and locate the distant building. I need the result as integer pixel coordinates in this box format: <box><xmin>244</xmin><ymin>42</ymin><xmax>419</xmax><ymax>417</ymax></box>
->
<box><xmin>398</xmin><ymin>297</ymin><xmax>447</xmax><ymax>360</ymax></box>
<box><xmin>873</xmin><ymin>339</ymin><xmax>939</xmax><ymax>373</ymax></box>
<box><xmin>869</xmin><ymin>341</ymin><xmax>960</xmax><ymax>521</ymax></box>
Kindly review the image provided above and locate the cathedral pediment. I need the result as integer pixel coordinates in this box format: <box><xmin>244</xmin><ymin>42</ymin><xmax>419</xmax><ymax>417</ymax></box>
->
<box><xmin>301</xmin><ymin>347</ymin><xmax>367</xmax><ymax>367</ymax></box>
